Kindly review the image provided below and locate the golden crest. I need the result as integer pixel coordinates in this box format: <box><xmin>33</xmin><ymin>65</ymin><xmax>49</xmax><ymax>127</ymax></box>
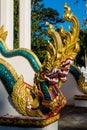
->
<box><xmin>42</xmin><ymin>3</ymin><xmax>80</xmax><ymax>72</ymax></box>
<box><xmin>78</xmin><ymin>73</ymin><xmax>87</xmax><ymax>94</ymax></box>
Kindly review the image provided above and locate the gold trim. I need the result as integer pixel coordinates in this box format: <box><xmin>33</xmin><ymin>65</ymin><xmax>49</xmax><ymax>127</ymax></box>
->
<box><xmin>78</xmin><ymin>73</ymin><xmax>87</xmax><ymax>94</ymax></box>
<box><xmin>74</xmin><ymin>95</ymin><xmax>87</xmax><ymax>100</ymax></box>
<box><xmin>0</xmin><ymin>114</ymin><xmax>60</xmax><ymax>127</ymax></box>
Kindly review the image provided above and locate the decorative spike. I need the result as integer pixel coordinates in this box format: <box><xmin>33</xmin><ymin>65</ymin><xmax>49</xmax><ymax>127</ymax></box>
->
<box><xmin>43</xmin><ymin>4</ymin><xmax>80</xmax><ymax>71</ymax></box>
<box><xmin>48</xmin><ymin>40</ymin><xmax>56</xmax><ymax>55</ymax></box>
<box><xmin>0</xmin><ymin>26</ymin><xmax>8</xmax><ymax>41</ymax></box>
<box><xmin>0</xmin><ymin>25</ymin><xmax>4</xmax><ymax>34</ymax></box>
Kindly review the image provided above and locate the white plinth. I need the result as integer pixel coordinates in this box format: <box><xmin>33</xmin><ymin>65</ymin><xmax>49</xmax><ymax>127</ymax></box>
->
<box><xmin>0</xmin><ymin>121</ymin><xmax>58</xmax><ymax>130</ymax></box>
<box><xmin>75</xmin><ymin>100</ymin><xmax>87</xmax><ymax>107</ymax></box>
<box><xmin>74</xmin><ymin>95</ymin><xmax>87</xmax><ymax>107</ymax></box>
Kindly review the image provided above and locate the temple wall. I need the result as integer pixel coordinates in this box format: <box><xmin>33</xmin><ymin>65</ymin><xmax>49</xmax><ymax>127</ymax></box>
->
<box><xmin>0</xmin><ymin>54</ymin><xmax>35</xmax><ymax>116</ymax></box>
<box><xmin>61</xmin><ymin>73</ymin><xmax>83</xmax><ymax>105</ymax></box>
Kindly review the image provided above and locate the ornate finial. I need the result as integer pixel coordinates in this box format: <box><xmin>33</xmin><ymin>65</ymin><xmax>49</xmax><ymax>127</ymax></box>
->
<box><xmin>0</xmin><ymin>26</ymin><xmax>8</xmax><ymax>41</ymax></box>
<box><xmin>44</xmin><ymin>4</ymin><xmax>80</xmax><ymax>72</ymax></box>
<box><xmin>45</xmin><ymin>21</ymin><xmax>63</xmax><ymax>71</ymax></box>
<box><xmin>60</xmin><ymin>3</ymin><xmax>80</xmax><ymax>60</ymax></box>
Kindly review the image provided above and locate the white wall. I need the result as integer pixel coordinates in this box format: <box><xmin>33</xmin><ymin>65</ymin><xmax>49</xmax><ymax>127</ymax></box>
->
<box><xmin>0</xmin><ymin>54</ymin><xmax>35</xmax><ymax>116</ymax></box>
<box><xmin>61</xmin><ymin>73</ymin><xmax>84</xmax><ymax>105</ymax></box>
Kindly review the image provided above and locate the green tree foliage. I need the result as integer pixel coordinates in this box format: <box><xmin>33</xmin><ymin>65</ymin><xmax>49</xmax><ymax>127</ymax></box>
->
<box><xmin>76</xmin><ymin>30</ymin><xmax>87</xmax><ymax>66</ymax></box>
<box><xmin>31</xmin><ymin>0</ymin><xmax>64</xmax><ymax>63</ymax></box>
<box><xmin>66</xmin><ymin>0</ymin><xmax>87</xmax><ymax>66</ymax></box>
<box><xmin>13</xmin><ymin>0</ymin><xmax>87</xmax><ymax>66</ymax></box>
<box><xmin>14</xmin><ymin>0</ymin><xmax>19</xmax><ymax>49</ymax></box>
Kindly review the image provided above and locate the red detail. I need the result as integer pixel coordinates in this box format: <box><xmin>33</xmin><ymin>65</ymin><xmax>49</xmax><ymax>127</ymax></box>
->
<box><xmin>49</xmin><ymin>90</ymin><xmax>55</xmax><ymax>100</ymax></box>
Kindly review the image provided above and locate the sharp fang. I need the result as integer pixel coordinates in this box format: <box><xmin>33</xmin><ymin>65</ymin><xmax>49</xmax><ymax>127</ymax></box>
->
<box><xmin>61</xmin><ymin>77</ymin><xmax>67</xmax><ymax>80</ymax></box>
<box><xmin>45</xmin><ymin>76</ymin><xmax>59</xmax><ymax>83</ymax></box>
<box><xmin>52</xmin><ymin>68</ymin><xmax>59</xmax><ymax>73</ymax></box>
<box><xmin>26</xmin><ymin>105</ymin><xmax>32</xmax><ymax>109</ymax></box>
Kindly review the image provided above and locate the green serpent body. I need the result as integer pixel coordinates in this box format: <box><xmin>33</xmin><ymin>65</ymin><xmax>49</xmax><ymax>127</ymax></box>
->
<box><xmin>0</xmin><ymin>40</ymin><xmax>53</xmax><ymax>102</ymax></box>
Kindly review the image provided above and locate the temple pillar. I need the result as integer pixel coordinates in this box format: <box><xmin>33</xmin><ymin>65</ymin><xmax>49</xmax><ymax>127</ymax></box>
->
<box><xmin>0</xmin><ymin>0</ymin><xmax>14</xmax><ymax>49</ymax></box>
<box><xmin>19</xmin><ymin>0</ymin><xmax>31</xmax><ymax>49</ymax></box>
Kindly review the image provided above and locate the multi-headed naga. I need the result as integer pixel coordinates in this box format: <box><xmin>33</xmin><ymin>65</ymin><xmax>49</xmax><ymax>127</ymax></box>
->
<box><xmin>0</xmin><ymin>4</ymin><xmax>80</xmax><ymax>119</ymax></box>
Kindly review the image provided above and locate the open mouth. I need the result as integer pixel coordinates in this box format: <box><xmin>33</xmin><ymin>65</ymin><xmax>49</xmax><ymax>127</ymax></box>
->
<box><xmin>44</xmin><ymin>58</ymin><xmax>73</xmax><ymax>83</ymax></box>
<box><xmin>61</xmin><ymin>58</ymin><xmax>73</xmax><ymax>67</ymax></box>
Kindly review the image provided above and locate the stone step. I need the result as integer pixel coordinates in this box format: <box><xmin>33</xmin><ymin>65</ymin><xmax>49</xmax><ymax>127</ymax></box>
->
<box><xmin>59</xmin><ymin>105</ymin><xmax>87</xmax><ymax>130</ymax></box>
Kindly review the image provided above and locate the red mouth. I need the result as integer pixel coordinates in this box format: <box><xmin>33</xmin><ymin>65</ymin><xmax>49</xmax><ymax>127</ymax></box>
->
<box><xmin>41</xmin><ymin>58</ymin><xmax>73</xmax><ymax>83</ymax></box>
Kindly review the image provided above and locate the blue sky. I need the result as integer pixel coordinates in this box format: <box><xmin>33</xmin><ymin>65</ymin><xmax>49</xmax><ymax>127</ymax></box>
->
<box><xmin>42</xmin><ymin>0</ymin><xmax>87</xmax><ymax>30</ymax></box>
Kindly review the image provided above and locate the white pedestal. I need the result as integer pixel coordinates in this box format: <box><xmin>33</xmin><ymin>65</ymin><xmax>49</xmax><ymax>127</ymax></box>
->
<box><xmin>75</xmin><ymin>100</ymin><xmax>87</xmax><ymax>107</ymax></box>
<box><xmin>74</xmin><ymin>95</ymin><xmax>87</xmax><ymax>107</ymax></box>
<box><xmin>0</xmin><ymin>121</ymin><xmax>58</xmax><ymax>130</ymax></box>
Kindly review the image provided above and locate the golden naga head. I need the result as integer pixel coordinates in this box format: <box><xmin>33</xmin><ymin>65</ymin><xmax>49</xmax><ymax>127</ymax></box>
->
<box><xmin>38</xmin><ymin>4</ymin><xmax>80</xmax><ymax>84</ymax></box>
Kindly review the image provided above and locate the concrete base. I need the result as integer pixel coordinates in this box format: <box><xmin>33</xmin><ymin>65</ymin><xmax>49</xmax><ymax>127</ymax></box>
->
<box><xmin>75</xmin><ymin>100</ymin><xmax>87</xmax><ymax>107</ymax></box>
<box><xmin>74</xmin><ymin>95</ymin><xmax>87</xmax><ymax>107</ymax></box>
<box><xmin>0</xmin><ymin>121</ymin><xmax>58</xmax><ymax>130</ymax></box>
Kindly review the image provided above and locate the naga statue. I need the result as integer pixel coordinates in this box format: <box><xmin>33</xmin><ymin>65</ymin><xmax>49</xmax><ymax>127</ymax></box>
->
<box><xmin>0</xmin><ymin>4</ymin><xmax>80</xmax><ymax>126</ymax></box>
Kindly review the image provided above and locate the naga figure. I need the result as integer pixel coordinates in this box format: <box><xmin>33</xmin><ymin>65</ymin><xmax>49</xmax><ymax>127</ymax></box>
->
<box><xmin>0</xmin><ymin>4</ymin><xmax>80</xmax><ymax>120</ymax></box>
